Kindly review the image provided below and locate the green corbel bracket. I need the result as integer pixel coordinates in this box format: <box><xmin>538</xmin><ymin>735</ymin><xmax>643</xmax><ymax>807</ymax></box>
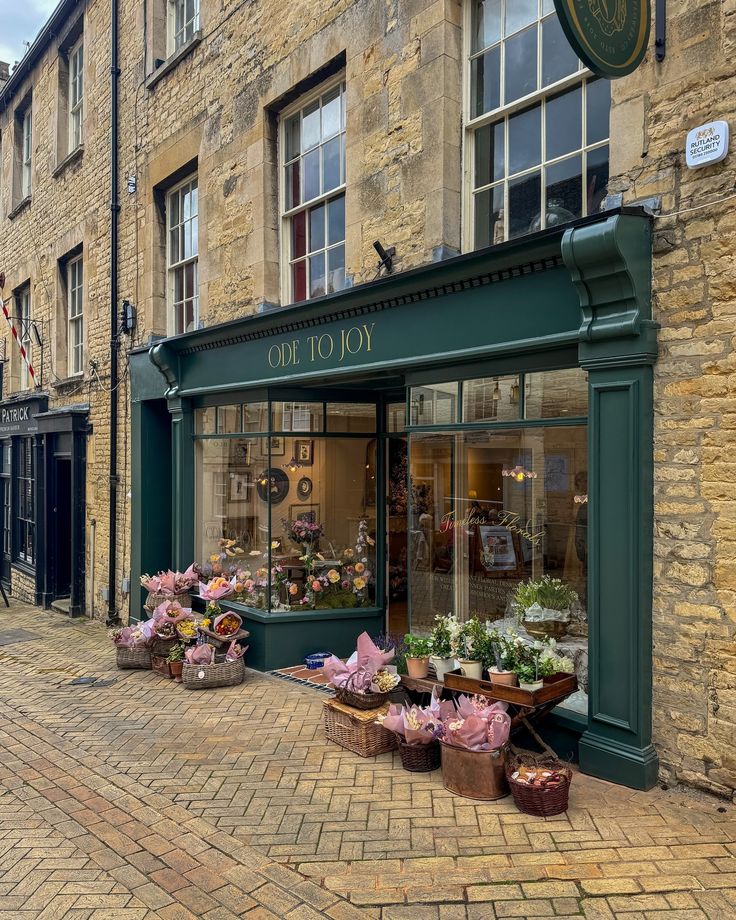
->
<box><xmin>149</xmin><ymin>342</ymin><xmax>180</xmax><ymax>397</ymax></box>
<box><xmin>562</xmin><ymin>214</ymin><xmax>652</xmax><ymax>343</ymax></box>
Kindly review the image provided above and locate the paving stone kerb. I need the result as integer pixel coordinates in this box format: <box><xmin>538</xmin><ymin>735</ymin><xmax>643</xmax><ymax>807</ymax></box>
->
<box><xmin>0</xmin><ymin>601</ymin><xmax>734</xmax><ymax>920</ymax></box>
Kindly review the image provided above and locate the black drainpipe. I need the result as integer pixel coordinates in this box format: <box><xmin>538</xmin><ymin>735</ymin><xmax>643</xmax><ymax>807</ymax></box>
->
<box><xmin>107</xmin><ymin>0</ymin><xmax>120</xmax><ymax>626</ymax></box>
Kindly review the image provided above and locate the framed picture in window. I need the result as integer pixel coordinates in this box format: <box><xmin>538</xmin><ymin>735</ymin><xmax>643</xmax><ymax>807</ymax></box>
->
<box><xmin>229</xmin><ymin>472</ymin><xmax>251</xmax><ymax>503</ymax></box>
<box><xmin>260</xmin><ymin>435</ymin><xmax>286</xmax><ymax>457</ymax></box>
<box><xmin>476</xmin><ymin>525</ymin><xmax>520</xmax><ymax>573</ymax></box>
<box><xmin>294</xmin><ymin>439</ymin><xmax>313</xmax><ymax>465</ymax></box>
<box><xmin>233</xmin><ymin>439</ymin><xmax>252</xmax><ymax>466</ymax></box>
<box><xmin>289</xmin><ymin>503</ymin><xmax>319</xmax><ymax>524</ymax></box>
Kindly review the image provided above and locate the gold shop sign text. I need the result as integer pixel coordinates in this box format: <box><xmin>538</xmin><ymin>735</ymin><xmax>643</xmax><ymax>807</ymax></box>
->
<box><xmin>267</xmin><ymin>322</ymin><xmax>375</xmax><ymax>369</ymax></box>
<box><xmin>439</xmin><ymin>509</ymin><xmax>543</xmax><ymax>547</ymax></box>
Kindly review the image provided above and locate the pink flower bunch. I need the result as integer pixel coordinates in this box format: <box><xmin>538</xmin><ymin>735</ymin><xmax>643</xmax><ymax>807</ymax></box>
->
<box><xmin>437</xmin><ymin>694</ymin><xmax>511</xmax><ymax>752</ymax></box>
<box><xmin>284</xmin><ymin>518</ymin><xmax>324</xmax><ymax>544</ymax></box>
<box><xmin>198</xmin><ymin>576</ymin><xmax>236</xmax><ymax>601</ymax></box>
<box><xmin>140</xmin><ymin>564</ymin><xmax>198</xmax><ymax>595</ymax></box>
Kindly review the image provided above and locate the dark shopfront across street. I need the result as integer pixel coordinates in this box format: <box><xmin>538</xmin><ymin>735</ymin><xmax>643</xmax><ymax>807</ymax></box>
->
<box><xmin>131</xmin><ymin>208</ymin><xmax>658</xmax><ymax>791</ymax></box>
<box><xmin>0</xmin><ymin>392</ymin><xmax>88</xmax><ymax>617</ymax></box>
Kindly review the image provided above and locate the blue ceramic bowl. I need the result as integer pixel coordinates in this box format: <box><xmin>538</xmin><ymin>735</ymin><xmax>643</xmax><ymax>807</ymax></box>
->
<box><xmin>304</xmin><ymin>652</ymin><xmax>331</xmax><ymax>670</ymax></box>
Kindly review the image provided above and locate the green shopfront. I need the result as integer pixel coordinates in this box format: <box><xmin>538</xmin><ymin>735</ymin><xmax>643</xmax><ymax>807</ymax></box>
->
<box><xmin>131</xmin><ymin>209</ymin><xmax>659</xmax><ymax>789</ymax></box>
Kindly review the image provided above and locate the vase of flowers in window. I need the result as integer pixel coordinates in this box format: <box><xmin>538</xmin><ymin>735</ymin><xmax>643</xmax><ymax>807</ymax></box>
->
<box><xmin>513</xmin><ymin>576</ymin><xmax>578</xmax><ymax>640</ymax></box>
<box><xmin>284</xmin><ymin>517</ymin><xmax>324</xmax><ymax>555</ymax></box>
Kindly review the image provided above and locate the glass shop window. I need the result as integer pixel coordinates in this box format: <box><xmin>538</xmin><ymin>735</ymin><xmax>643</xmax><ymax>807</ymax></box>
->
<box><xmin>467</xmin><ymin>0</ymin><xmax>611</xmax><ymax>246</ymax></box>
<box><xmin>463</xmin><ymin>375</ymin><xmax>520</xmax><ymax>422</ymax></box>
<box><xmin>194</xmin><ymin>409</ymin><xmax>377</xmax><ymax>613</ymax></box>
<box><xmin>410</xmin><ymin>383</ymin><xmax>459</xmax><ymax>426</ymax></box>
<box><xmin>271</xmin><ymin>401</ymin><xmax>324</xmax><ymax>432</ymax></box>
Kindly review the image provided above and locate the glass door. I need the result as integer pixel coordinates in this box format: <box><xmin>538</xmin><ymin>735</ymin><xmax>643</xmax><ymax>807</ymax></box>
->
<box><xmin>0</xmin><ymin>440</ymin><xmax>10</xmax><ymax>585</ymax></box>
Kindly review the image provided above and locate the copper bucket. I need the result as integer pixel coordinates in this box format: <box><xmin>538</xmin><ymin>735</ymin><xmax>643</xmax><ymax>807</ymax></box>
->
<box><xmin>440</xmin><ymin>743</ymin><xmax>509</xmax><ymax>800</ymax></box>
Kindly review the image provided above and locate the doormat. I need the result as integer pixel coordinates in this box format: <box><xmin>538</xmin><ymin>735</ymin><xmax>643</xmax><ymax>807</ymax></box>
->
<box><xmin>268</xmin><ymin>665</ymin><xmax>335</xmax><ymax>694</ymax></box>
<box><xmin>0</xmin><ymin>629</ymin><xmax>43</xmax><ymax>646</ymax></box>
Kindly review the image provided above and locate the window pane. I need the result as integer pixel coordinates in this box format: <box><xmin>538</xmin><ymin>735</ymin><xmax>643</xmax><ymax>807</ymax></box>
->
<box><xmin>508</xmin><ymin>105</ymin><xmax>541</xmax><ymax>174</ymax></box>
<box><xmin>322</xmin><ymin>136</ymin><xmax>341</xmax><ymax>193</ymax></box>
<box><xmin>387</xmin><ymin>402</ymin><xmax>406</xmax><ymax>433</ymax></box>
<box><xmin>303</xmin><ymin>148</ymin><xmax>320</xmax><ymax>201</ymax></box>
<box><xmin>184</xmin><ymin>261</ymin><xmax>196</xmax><ymax>299</ymax></box>
<box><xmin>302</xmin><ymin>100</ymin><xmax>320</xmax><ymax>150</ymax></box>
<box><xmin>545</xmin><ymin>155</ymin><xmax>582</xmax><ymax>224</ymax></box>
<box><xmin>292</xmin><ymin>260</ymin><xmax>307</xmax><ymax>302</ymax></box>
<box><xmin>291</xmin><ymin>210</ymin><xmax>306</xmax><ymax>259</ymax></box>
<box><xmin>474</xmin><ymin>185</ymin><xmax>504</xmax><ymax>248</ymax></box>
<box><xmin>327</xmin><ymin>403</ymin><xmax>377</xmax><ymax>433</ymax></box>
<box><xmin>586</xmin><ymin>144</ymin><xmax>609</xmax><ymax>215</ymax></box>
<box><xmin>504</xmin><ymin>26</ymin><xmax>537</xmax><ymax>103</ymax></box>
<box><xmin>508</xmin><ymin>170</ymin><xmax>541</xmax><ymax>239</ymax></box>
<box><xmin>285</xmin><ymin>115</ymin><xmax>300</xmax><ymax>161</ymax></box>
<box><xmin>322</xmin><ymin>86</ymin><xmax>341</xmax><ymax>139</ymax></box>
<box><xmin>308</xmin><ymin>203</ymin><xmax>325</xmax><ymax>253</ymax></box>
<box><xmin>474</xmin><ymin>121</ymin><xmax>504</xmax><ymax>188</ymax></box>
<box><xmin>506</xmin><ymin>0</ymin><xmax>537</xmax><ymax>35</ymax></box>
<box><xmin>243</xmin><ymin>401</ymin><xmax>269</xmax><ymax>432</ymax></box>
<box><xmin>327</xmin><ymin>245</ymin><xmax>345</xmax><ymax>293</ymax></box>
<box><xmin>285</xmin><ymin>162</ymin><xmax>300</xmax><ymax>210</ymax></box>
<box><xmin>309</xmin><ymin>252</ymin><xmax>326</xmax><ymax>298</ymax></box>
<box><xmin>525</xmin><ymin>368</ymin><xmax>588</xmax><ymax>418</ymax></box>
<box><xmin>272</xmin><ymin>402</ymin><xmax>323</xmax><ymax>432</ymax></box>
<box><xmin>217</xmin><ymin>405</ymin><xmax>241</xmax><ymax>434</ymax></box>
<box><xmin>586</xmin><ymin>79</ymin><xmax>611</xmax><ymax>145</ymax></box>
<box><xmin>546</xmin><ymin>86</ymin><xmax>582</xmax><ymax>160</ymax></box>
<box><xmin>195</xmin><ymin>407</ymin><xmax>216</xmax><ymax>434</ymax></box>
<box><xmin>472</xmin><ymin>0</ymin><xmax>502</xmax><ymax>53</ymax></box>
<box><xmin>463</xmin><ymin>376</ymin><xmax>521</xmax><ymax>422</ymax></box>
<box><xmin>542</xmin><ymin>14</ymin><xmax>579</xmax><ymax>86</ymax></box>
<box><xmin>471</xmin><ymin>46</ymin><xmax>501</xmax><ymax>118</ymax></box>
<box><xmin>327</xmin><ymin>194</ymin><xmax>345</xmax><ymax>245</ymax></box>
<box><xmin>410</xmin><ymin>383</ymin><xmax>459</xmax><ymax>426</ymax></box>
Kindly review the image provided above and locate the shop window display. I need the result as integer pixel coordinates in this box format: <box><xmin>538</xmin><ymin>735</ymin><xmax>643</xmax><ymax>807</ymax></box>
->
<box><xmin>194</xmin><ymin>401</ymin><xmax>377</xmax><ymax>612</ymax></box>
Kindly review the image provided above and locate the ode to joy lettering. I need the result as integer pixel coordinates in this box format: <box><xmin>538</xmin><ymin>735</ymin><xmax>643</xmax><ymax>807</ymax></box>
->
<box><xmin>268</xmin><ymin>322</ymin><xmax>375</xmax><ymax>369</ymax></box>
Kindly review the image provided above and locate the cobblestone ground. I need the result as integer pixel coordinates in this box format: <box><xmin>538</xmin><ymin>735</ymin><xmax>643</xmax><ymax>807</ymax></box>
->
<box><xmin>0</xmin><ymin>602</ymin><xmax>734</xmax><ymax>920</ymax></box>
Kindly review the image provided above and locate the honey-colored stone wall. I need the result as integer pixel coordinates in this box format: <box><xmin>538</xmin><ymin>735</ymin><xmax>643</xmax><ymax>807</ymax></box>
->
<box><xmin>610</xmin><ymin>0</ymin><xmax>736</xmax><ymax>797</ymax></box>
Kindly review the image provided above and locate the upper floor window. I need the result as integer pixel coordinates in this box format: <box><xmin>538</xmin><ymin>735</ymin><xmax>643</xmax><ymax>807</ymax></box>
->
<box><xmin>281</xmin><ymin>81</ymin><xmax>346</xmax><ymax>303</ymax></box>
<box><xmin>167</xmin><ymin>175</ymin><xmax>198</xmax><ymax>334</ymax></box>
<box><xmin>169</xmin><ymin>0</ymin><xmax>200</xmax><ymax>53</ymax></box>
<box><xmin>20</xmin><ymin>107</ymin><xmax>32</xmax><ymax>198</ymax></box>
<box><xmin>16</xmin><ymin>285</ymin><xmax>32</xmax><ymax>391</ymax></box>
<box><xmin>67</xmin><ymin>255</ymin><xmax>84</xmax><ymax>376</ymax></box>
<box><xmin>69</xmin><ymin>38</ymin><xmax>84</xmax><ymax>151</ymax></box>
<box><xmin>466</xmin><ymin>0</ymin><xmax>610</xmax><ymax>247</ymax></box>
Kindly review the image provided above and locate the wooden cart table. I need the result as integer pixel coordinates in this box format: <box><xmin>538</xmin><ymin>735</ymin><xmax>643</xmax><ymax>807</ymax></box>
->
<box><xmin>399</xmin><ymin>671</ymin><xmax>577</xmax><ymax>732</ymax></box>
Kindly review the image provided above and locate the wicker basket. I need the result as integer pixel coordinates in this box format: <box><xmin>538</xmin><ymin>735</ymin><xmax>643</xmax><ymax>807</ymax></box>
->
<box><xmin>522</xmin><ymin>618</ymin><xmax>569</xmax><ymax>640</ymax></box>
<box><xmin>144</xmin><ymin>591</ymin><xmax>193</xmax><ymax>612</ymax></box>
<box><xmin>150</xmin><ymin>636</ymin><xmax>179</xmax><ymax>657</ymax></box>
<box><xmin>323</xmin><ymin>699</ymin><xmax>397</xmax><ymax>757</ymax></box>
<box><xmin>506</xmin><ymin>749</ymin><xmax>572</xmax><ymax>816</ymax></box>
<box><xmin>334</xmin><ymin>686</ymin><xmax>390</xmax><ymax>710</ymax></box>
<box><xmin>182</xmin><ymin>657</ymin><xmax>245</xmax><ymax>689</ymax></box>
<box><xmin>197</xmin><ymin>625</ymin><xmax>250</xmax><ymax>650</ymax></box>
<box><xmin>116</xmin><ymin>646</ymin><xmax>152</xmax><ymax>670</ymax></box>
<box><xmin>397</xmin><ymin>738</ymin><xmax>440</xmax><ymax>772</ymax></box>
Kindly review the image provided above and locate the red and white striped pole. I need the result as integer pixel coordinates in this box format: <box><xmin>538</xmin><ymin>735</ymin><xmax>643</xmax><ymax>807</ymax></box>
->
<box><xmin>0</xmin><ymin>272</ymin><xmax>39</xmax><ymax>389</ymax></box>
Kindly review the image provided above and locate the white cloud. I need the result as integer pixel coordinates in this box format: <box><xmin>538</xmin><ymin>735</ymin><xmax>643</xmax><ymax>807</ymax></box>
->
<box><xmin>0</xmin><ymin>0</ymin><xmax>60</xmax><ymax>73</ymax></box>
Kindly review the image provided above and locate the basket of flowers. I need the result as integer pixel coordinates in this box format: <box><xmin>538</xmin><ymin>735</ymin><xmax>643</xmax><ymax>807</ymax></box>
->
<box><xmin>377</xmin><ymin>699</ymin><xmax>442</xmax><ymax>772</ymax></box>
<box><xmin>323</xmin><ymin>632</ymin><xmax>400</xmax><ymax>709</ymax></box>
<box><xmin>140</xmin><ymin>564</ymin><xmax>198</xmax><ymax>612</ymax></box>
<box><xmin>149</xmin><ymin>600</ymin><xmax>195</xmax><ymax>656</ymax></box>
<box><xmin>506</xmin><ymin>747</ymin><xmax>572</xmax><ymax>816</ymax></box>
<box><xmin>197</xmin><ymin>611</ymin><xmax>250</xmax><ymax>649</ymax></box>
<box><xmin>181</xmin><ymin>641</ymin><xmax>247</xmax><ymax>689</ymax></box>
<box><xmin>111</xmin><ymin>624</ymin><xmax>152</xmax><ymax>670</ymax></box>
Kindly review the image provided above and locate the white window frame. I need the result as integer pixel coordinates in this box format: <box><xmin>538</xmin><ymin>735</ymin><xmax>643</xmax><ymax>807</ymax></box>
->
<box><xmin>67</xmin><ymin>254</ymin><xmax>84</xmax><ymax>377</ymax></box>
<box><xmin>462</xmin><ymin>0</ymin><xmax>610</xmax><ymax>250</ymax></box>
<box><xmin>166</xmin><ymin>174</ymin><xmax>199</xmax><ymax>336</ymax></box>
<box><xmin>68</xmin><ymin>37</ymin><xmax>84</xmax><ymax>152</ymax></box>
<box><xmin>17</xmin><ymin>286</ymin><xmax>31</xmax><ymax>391</ymax></box>
<box><xmin>21</xmin><ymin>107</ymin><xmax>32</xmax><ymax>198</ymax></box>
<box><xmin>168</xmin><ymin>0</ymin><xmax>200</xmax><ymax>55</ymax></box>
<box><xmin>279</xmin><ymin>77</ymin><xmax>347</xmax><ymax>305</ymax></box>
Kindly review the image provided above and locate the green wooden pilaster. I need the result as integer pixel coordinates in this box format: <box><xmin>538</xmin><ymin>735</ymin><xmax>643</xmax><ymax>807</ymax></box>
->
<box><xmin>563</xmin><ymin>214</ymin><xmax>659</xmax><ymax>790</ymax></box>
<box><xmin>169</xmin><ymin>397</ymin><xmax>195</xmax><ymax>570</ymax></box>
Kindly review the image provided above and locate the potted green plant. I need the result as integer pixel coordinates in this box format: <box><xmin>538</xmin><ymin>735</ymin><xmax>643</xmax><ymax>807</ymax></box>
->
<box><xmin>167</xmin><ymin>642</ymin><xmax>185</xmax><ymax>682</ymax></box>
<box><xmin>429</xmin><ymin>614</ymin><xmax>456</xmax><ymax>681</ymax></box>
<box><xmin>404</xmin><ymin>634</ymin><xmax>431</xmax><ymax>679</ymax></box>
<box><xmin>456</xmin><ymin>617</ymin><xmax>484</xmax><ymax>680</ymax></box>
<box><xmin>487</xmin><ymin>631</ymin><xmax>518</xmax><ymax>686</ymax></box>
<box><xmin>513</xmin><ymin>576</ymin><xmax>578</xmax><ymax>639</ymax></box>
<box><xmin>513</xmin><ymin>642</ymin><xmax>546</xmax><ymax>691</ymax></box>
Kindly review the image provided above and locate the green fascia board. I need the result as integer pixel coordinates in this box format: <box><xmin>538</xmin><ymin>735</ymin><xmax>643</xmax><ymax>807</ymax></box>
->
<box><xmin>130</xmin><ymin>348</ymin><xmax>168</xmax><ymax>403</ymax></box>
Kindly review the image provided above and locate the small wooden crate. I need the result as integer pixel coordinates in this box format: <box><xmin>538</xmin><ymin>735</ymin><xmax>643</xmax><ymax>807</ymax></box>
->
<box><xmin>323</xmin><ymin>699</ymin><xmax>397</xmax><ymax>758</ymax></box>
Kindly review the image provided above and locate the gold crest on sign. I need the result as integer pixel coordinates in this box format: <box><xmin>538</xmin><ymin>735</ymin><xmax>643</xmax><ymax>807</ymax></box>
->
<box><xmin>587</xmin><ymin>0</ymin><xmax>627</xmax><ymax>36</ymax></box>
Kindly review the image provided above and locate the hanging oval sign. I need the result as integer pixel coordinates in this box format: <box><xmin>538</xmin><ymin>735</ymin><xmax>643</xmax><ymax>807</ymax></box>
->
<box><xmin>553</xmin><ymin>0</ymin><xmax>651</xmax><ymax>78</ymax></box>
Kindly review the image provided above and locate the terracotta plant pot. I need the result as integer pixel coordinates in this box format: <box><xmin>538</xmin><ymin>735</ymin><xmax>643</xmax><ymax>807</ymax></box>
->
<box><xmin>406</xmin><ymin>656</ymin><xmax>430</xmax><ymax>679</ymax></box>
<box><xmin>169</xmin><ymin>660</ymin><xmax>184</xmax><ymax>682</ymax></box>
<box><xmin>458</xmin><ymin>659</ymin><xmax>483</xmax><ymax>679</ymax></box>
<box><xmin>430</xmin><ymin>656</ymin><xmax>456</xmax><ymax>682</ymax></box>
<box><xmin>489</xmin><ymin>668</ymin><xmax>518</xmax><ymax>687</ymax></box>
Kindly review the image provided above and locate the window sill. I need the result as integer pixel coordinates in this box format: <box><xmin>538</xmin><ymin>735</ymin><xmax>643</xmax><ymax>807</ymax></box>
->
<box><xmin>53</xmin><ymin>374</ymin><xmax>85</xmax><ymax>392</ymax></box>
<box><xmin>53</xmin><ymin>144</ymin><xmax>84</xmax><ymax>178</ymax></box>
<box><xmin>146</xmin><ymin>32</ymin><xmax>202</xmax><ymax>90</ymax></box>
<box><xmin>8</xmin><ymin>196</ymin><xmax>31</xmax><ymax>221</ymax></box>
<box><xmin>11</xmin><ymin>560</ymin><xmax>35</xmax><ymax>578</ymax></box>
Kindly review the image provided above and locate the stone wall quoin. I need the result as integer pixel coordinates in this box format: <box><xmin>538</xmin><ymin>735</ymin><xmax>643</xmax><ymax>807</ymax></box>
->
<box><xmin>608</xmin><ymin>0</ymin><xmax>736</xmax><ymax>796</ymax></box>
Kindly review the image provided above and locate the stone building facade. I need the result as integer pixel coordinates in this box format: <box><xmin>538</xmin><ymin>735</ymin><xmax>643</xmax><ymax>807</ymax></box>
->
<box><xmin>0</xmin><ymin>0</ymin><xmax>734</xmax><ymax>796</ymax></box>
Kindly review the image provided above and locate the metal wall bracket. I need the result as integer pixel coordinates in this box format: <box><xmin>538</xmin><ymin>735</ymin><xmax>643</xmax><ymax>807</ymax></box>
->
<box><xmin>655</xmin><ymin>0</ymin><xmax>666</xmax><ymax>62</ymax></box>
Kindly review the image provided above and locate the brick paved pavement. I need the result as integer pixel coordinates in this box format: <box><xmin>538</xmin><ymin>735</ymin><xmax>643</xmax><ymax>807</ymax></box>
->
<box><xmin>0</xmin><ymin>602</ymin><xmax>734</xmax><ymax>919</ymax></box>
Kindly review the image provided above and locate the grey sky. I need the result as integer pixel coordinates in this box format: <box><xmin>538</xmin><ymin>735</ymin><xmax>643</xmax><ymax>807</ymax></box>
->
<box><xmin>0</xmin><ymin>0</ymin><xmax>58</xmax><ymax>72</ymax></box>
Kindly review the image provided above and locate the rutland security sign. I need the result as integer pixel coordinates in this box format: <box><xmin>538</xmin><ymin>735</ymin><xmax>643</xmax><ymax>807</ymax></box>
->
<box><xmin>554</xmin><ymin>0</ymin><xmax>651</xmax><ymax>78</ymax></box>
